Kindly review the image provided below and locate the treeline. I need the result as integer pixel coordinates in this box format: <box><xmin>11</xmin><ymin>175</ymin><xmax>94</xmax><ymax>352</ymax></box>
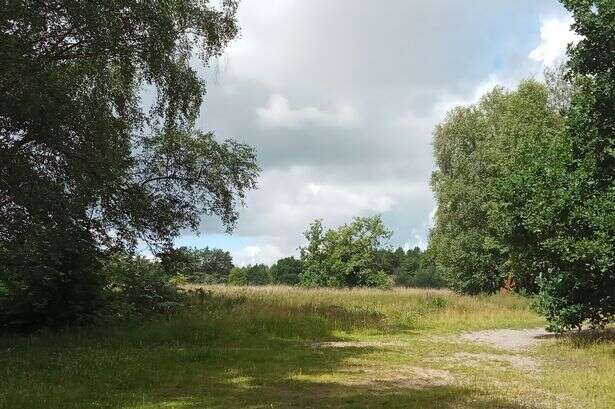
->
<box><xmin>429</xmin><ymin>1</ymin><xmax>614</xmax><ymax>331</ymax></box>
<box><xmin>160</xmin><ymin>227</ymin><xmax>445</xmax><ymax>289</ymax></box>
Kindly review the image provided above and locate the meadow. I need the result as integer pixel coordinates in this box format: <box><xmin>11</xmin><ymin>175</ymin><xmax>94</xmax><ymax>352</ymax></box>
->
<box><xmin>1</xmin><ymin>285</ymin><xmax>613</xmax><ymax>409</ymax></box>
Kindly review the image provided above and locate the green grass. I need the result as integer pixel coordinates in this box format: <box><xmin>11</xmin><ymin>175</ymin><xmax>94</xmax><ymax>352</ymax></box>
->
<box><xmin>0</xmin><ymin>285</ymin><xmax>613</xmax><ymax>408</ymax></box>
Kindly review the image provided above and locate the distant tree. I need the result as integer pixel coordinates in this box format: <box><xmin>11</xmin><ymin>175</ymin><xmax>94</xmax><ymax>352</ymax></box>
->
<box><xmin>160</xmin><ymin>247</ymin><xmax>234</xmax><ymax>283</ymax></box>
<box><xmin>227</xmin><ymin>264</ymin><xmax>271</xmax><ymax>286</ymax></box>
<box><xmin>375</xmin><ymin>247</ymin><xmax>404</xmax><ymax>274</ymax></box>
<box><xmin>227</xmin><ymin>267</ymin><xmax>248</xmax><ymax>286</ymax></box>
<box><xmin>0</xmin><ymin>1</ymin><xmax>258</xmax><ymax>329</ymax></box>
<box><xmin>393</xmin><ymin>247</ymin><xmax>421</xmax><ymax>287</ymax></box>
<box><xmin>270</xmin><ymin>257</ymin><xmax>303</xmax><ymax>285</ymax></box>
<box><xmin>300</xmin><ymin>216</ymin><xmax>392</xmax><ymax>288</ymax></box>
<box><xmin>246</xmin><ymin>264</ymin><xmax>271</xmax><ymax>286</ymax></box>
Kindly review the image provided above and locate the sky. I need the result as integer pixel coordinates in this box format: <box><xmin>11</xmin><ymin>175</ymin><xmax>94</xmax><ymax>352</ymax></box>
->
<box><xmin>176</xmin><ymin>0</ymin><xmax>577</xmax><ymax>266</ymax></box>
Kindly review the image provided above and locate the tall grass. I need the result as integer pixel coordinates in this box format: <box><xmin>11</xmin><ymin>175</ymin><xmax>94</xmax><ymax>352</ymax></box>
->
<box><xmin>190</xmin><ymin>285</ymin><xmax>544</xmax><ymax>333</ymax></box>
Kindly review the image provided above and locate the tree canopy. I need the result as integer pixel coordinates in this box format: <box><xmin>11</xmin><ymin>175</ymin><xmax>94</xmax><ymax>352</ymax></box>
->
<box><xmin>300</xmin><ymin>216</ymin><xmax>392</xmax><ymax>288</ymax></box>
<box><xmin>429</xmin><ymin>0</ymin><xmax>614</xmax><ymax>331</ymax></box>
<box><xmin>0</xmin><ymin>0</ymin><xmax>259</xmax><ymax>329</ymax></box>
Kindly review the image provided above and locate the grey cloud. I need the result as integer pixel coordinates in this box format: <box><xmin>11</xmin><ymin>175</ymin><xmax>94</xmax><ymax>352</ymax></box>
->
<box><xmin>186</xmin><ymin>0</ymin><xmax>569</xmax><ymax>261</ymax></box>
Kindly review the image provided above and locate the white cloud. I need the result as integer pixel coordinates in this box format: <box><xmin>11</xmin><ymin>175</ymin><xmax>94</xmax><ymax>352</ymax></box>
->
<box><xmin>257</xmin><ymin>94</ymin><xmax>357</xmax><ymax>128</ymax></box>
<box><xmin>403</xmin><ymin>228</ymin><xmax>427</xmax><ymax>251</ymax></box>
<box><xmin>433</xmin><ymin>74</ymin><xmax>504</xmax><ymax>120</ymax></box>
<box><xmin>529</xmin><ymin>16</ymin><xmax>580</xmax><ymax>67</ymax></box>
<box><xmin>235</xmin><ymin>243</ymin><xmax>285</xmax><ymax>266</ymax></box>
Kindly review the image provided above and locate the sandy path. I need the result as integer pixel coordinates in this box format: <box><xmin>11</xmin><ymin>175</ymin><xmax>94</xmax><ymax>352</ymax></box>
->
<box><xmin>461</xmin><ymin>327</ymin><xmax>550</xmax><ymax>350</ymax></box>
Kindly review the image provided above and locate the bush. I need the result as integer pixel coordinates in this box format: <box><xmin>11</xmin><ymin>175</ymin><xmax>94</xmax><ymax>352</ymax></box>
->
<box><xmin>0</xmin><ymin>229</ymin><xmax>105</xmax><ymax>331</ymax></box>
<box><xmin>102</xmin><ymin>254</ymin><xmax>184</xmax><ymax>318</ymax></box>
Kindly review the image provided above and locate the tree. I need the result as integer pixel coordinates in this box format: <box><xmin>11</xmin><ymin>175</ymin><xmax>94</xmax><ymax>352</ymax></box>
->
<box><xmin>429</xmin><ymin>88</ymin><xmax>510</xmax><ymax>294</ymax></box>
<box><xmin>270</xmin><ymin>257</ymin><xmax>303</xmax><ymax>285</ymax></box>
<box><xmin>227</xmin><ymin>267</ymin><xmax>248</xmax><ymax>286</ymax></box>
<box><xmin>300</xmin><ymin>216</ymin><xmax>392</xmax><ymax>288</ymax></box>
<box><xmin>429</xmin><ymin>0</ymin><xmax>614</xmax><ymax>330</ymax></box>
<box><xmin>429</xmin><ymin>81</ymin><xmax>567</xmax><ymax>295</ymax></box>
<box><xmin>160</xmin><ymin>247</ymin><xmax>234</xmax><ymax>283</ymax></box>
<box><xmin>532</xmin><ymin>0</ymin><xmax>614</xmax><ymax>331</ymax></box>
<box><xmin>0</xmin><ymin>1</ymin><xmax>259</xmax><ymax>329</ymax></box>
<box><xmin>246</xmin><ymin>264</ymin><xmax>271</xmax><ymax>286</ymax></box>
<box><xmin>227</xmin><ymin>264</ymin><xmax>271</xmax><ymax>286</ymax></box>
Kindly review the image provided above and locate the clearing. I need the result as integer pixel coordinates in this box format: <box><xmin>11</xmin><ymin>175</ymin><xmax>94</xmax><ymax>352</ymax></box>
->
<box><xmin>1</xmin><ymin>285</ymin><xmax>613</xmax><ymax>408</ymax></box>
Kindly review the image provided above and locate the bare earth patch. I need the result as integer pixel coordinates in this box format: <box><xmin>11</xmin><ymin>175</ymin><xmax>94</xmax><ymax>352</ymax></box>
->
<box><xmin>338</xmin><ymin>366</ymin><xmax>454</xmax><ymax>389</ymax></box>
<box><xmin>461</xmin><ymin>327</ymin><xmax>550</xmax><ymax>350</ymax></box>
<box><xmin>312</xmin><ymin>340</ymin><xmax>410</xmax><ymax>348</ymax></box>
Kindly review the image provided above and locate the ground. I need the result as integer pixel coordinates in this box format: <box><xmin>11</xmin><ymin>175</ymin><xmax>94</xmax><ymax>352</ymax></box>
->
<box><xmin>1</xmin><ymin>286</ymin><xmax>613</xmax><ymax>408</ymax></box>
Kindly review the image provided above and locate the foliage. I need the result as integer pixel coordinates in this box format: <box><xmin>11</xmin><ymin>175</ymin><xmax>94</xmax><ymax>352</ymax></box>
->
<box><xmin>429</xmin><ymin>0</ymin><xmax>614</xmax><ymax>331</ymax></box>
<box><xmin>405</xmin><ymin>264</ymin><xmax>447</xmax><ymax>289</ymax></box>
<box><xmin>0</xmin><ymin>228</ymin><xmax>105</xmax><ymax>331</ymax></box>
<box><xmin>0</xmin><ymin>1</ymin><xmax>258</xmax><ymax>329</ymax></box>
<box><xmin>429</xmin><ymin>79</ymin><xmax>577</xmax><ymax>295</ymax></box>
<box><xmin>102</xmin><ymin>254</ymin><xmax>184</xmax><ymax>318</ymax></box>
<box><xmin>246</xmin><ymin>264</ymin><xmax>272</xmax><ymax>285</ymax></box>
<box><xmin>227</xmin><ymin>267</ymin><xmax>248</xmax><ymax>286</ymax></box>
<box><xmin>299</xmin><ymin>216</ymin><xmax>392</xmax><ymax>288</ymax></box>
<box><xmin>227</xmin><ymin>264</ymin><xmax>272</xmax><ymax>286</ymax></box>
<box><xmin>270</xmin><ymin>256</ymin><xmax>303</xmax><ymax>285</ymax></box>
<box><xmin>376</xmin><ymin>246</ymin><xmax>447</xmax><ymax>288</ymax></box>
<box><xmin>159</xmin><ymin>246</ymin><xmax>234</xmax><ymax>283</ymax></box>
<box><xmin>533</xmin><ymin>0</ymin><xmax>614</xmax><ymax>331</ymax></box>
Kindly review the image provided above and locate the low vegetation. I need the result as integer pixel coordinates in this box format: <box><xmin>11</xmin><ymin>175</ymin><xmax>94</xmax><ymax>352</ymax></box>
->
<box><xmin>1</xmin><ymin>286</ymin><xmax>612</xmax><ymax>409</ymax></box>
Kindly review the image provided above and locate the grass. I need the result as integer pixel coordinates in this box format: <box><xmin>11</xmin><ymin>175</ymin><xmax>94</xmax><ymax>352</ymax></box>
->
<box><xmin>0</xmin><ymin>285</ymin><xmax>613</xmax><ymax>408</ymax></box>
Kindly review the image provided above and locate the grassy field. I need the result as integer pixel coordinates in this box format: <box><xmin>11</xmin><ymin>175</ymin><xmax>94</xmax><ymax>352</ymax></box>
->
<box><xmin>1</xmin><ymin>285</ymin><xmax>613</xmax><ymax>408</ymax></box>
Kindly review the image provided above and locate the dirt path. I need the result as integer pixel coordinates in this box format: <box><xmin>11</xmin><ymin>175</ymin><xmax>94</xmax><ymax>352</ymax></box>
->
<box><xmin>461</xmin><ymin>327</ymin><xmax>551</xmax><ymax>350</ymax></box>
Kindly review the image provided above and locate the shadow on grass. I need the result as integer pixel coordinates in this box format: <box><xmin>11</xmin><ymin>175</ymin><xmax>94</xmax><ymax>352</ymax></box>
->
<box><xmin>135</xmin><ymin>384</ymin><xmax>533</xmax><ymax>409</ymax></box>
<box><xmin>537</xmin><ymin>327</ymin><xmax>615</xmax><ymax>347</ymax></box>
<box><xmin>1</xmin><ymin>293</ymin><xmax>527</xmax><ymax>409</ymax></box>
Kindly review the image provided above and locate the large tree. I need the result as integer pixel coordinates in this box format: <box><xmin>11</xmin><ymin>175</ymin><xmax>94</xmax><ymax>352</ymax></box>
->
<box><xmin>0</xmin><ymin>1</ymin><xmax>259</xmax><ymax>328</ymax></box>
<box><xmin>532</xmin><ymin>0</ymin><xmax>614</xmax><ymax>331</ymax></box>
<box><xmin>429</xmin><ymin>81</ymin><xmax>568</xmax><ymax>295</ymax></box>
<box><xmin>429</xmin><ymin>0</ymin><xmax>614</xmax><ymax>331</ymax></box>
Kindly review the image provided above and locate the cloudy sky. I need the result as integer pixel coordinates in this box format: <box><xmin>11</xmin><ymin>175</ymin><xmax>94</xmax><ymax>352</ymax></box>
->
<box><xmin>176</xmin><ymin>0</ymin><xmax>577</xmax><ymax>265</ymax></box>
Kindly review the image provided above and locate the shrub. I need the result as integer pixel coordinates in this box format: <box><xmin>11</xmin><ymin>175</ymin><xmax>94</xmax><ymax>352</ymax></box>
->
<box><xmin>102</xmin><ymin>254</ymin><xmax>184</xmax><ymax>318</ymax></box>
<box><xmin>0</xmin><ymin>228</ymin><xmax>105</xmax><ymax>331</ymax></box>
